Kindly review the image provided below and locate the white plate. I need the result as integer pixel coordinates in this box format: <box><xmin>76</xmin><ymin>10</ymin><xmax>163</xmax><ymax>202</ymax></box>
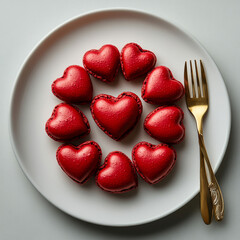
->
<box><xmin>9</xmin><ymin>9</ymin><xmax>231</xmax><ymax>226</ymax></box>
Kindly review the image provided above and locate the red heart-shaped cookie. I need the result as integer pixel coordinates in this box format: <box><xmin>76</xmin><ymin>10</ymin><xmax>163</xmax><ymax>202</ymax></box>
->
<box><xmin>120</xmin><ymin>43</ymin><xmax>156</xmax><ymax>81</ymax></box>
<box><xmin>142</xmin><ymin>66</ymin><xmax>184</xmax><ymax>105</ymax></box>
<box><xmin>132</xmin><ymin>142</ymin><xmax>176</xmax><ymax>184</ymax></box>
<box><xmin>90</xmin><ymin>92</ymin><xmax>142</xmax><ymax>141</ymax></box>
<box><xmin>83</xmin><ymin>44</ymin><xmax>120</xmax><ymax>83</ymax></box>
<box><xmin>56</xmin><ymin>141</ymin><xmax>101</xmax><ymax>184</ymax></box>
<box><xmin>52</xmin><ymin>65</ymin><xmax>93</xmax><ymax>104</ymax></box>
<box><xmin>45</xmin><ymin>103</ymin><xmax>90</xmax><ymax>142</ymax></box>
<box><xmin>144</xmin><ymin>106</ymin><xmax>185</xmax><ymax>144</ymax></box>
<box><xmin>96</xmin><ymin>151</ymin><xmax>138</xmax><ymax>193</ymax></box>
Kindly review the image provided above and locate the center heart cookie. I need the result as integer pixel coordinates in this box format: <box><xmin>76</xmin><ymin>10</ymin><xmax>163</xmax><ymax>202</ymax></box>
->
<box><xmin>90</xmin><ymin>92</ymin><xmax>142</xmax><ymax>141</ymax></box>
<box><xmin>144</xmin><ymin>106</ymin><xmax>185</xmax><ymax>144</ymax></box>
<box><xmin>96</xmin><ymin>151</ymin><xmax>138</xmax><ymax>193</ymax></box>
<box><xmin>45</xmin><ymin>103</ymin><xmax>90</xmax><ymax>142</ymax></box>
<box><xmin>120</xmin><ymin>43</ymin><xmax>156</xmax><ymax>81</ymax></box>
<box><xmin>132</xmin><ymin>142</ymin><xmax>176</xmax><ymax>184</ymax></box>
<box><xmin>142</xmin><ymin>66</ymin><xmax>184</xmax><ymax>105</ymax></box>
<box><xmin>57</xmin><ymin>141</ymin><xmax>102</xmax><ymax>184</ymax></box>
<box><xmin>83</xmin><ymin>44</ymin><xmax>120</xmax><ymax>83</ymax></box>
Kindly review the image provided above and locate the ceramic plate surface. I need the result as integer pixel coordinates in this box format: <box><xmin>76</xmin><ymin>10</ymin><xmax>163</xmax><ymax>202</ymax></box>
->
<box><xmin>10</xmin><ymin>9</ymin><xmax>231</xmax><ymax>226</ymax></box>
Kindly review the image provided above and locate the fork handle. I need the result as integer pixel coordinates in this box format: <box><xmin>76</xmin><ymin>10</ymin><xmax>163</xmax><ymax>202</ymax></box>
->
<box><xmin>198</xmin><ymin>134</ymin><xmax>224</xmax><ymax>221</ymax></box>
<box><xmin>200</xmin><ymin>149</ymin><xmax>213</xmax><ymax>224</ymax></box>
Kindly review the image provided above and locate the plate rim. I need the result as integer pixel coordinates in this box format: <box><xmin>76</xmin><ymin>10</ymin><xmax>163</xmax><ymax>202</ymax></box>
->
<box><xmin>9</xmin><ymin>8</ymin><xmax>231</xmax><ymax>227</ymax></box>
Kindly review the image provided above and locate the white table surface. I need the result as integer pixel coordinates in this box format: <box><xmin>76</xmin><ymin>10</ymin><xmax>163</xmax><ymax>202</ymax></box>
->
<box><xmin>1</xmin><ymin>0</ymin><xmax>239</xmax><ymax>239</ymax></box>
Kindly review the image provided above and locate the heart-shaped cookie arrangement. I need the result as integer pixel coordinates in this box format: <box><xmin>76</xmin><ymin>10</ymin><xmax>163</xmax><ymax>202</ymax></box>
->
<box><xmin>45</xmin><ymin>43</ymin><xmax>185</xmax><ymax>194</ymax></box>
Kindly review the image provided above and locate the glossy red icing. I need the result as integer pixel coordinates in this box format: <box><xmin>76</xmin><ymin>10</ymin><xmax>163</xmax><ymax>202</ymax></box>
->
<box><xmin>83</xmin><ymin>44</ymin><xmax>120</xmax><ymax>83</ymax></box>
<box><xmin>120</xmin><ymin>43</ymin><xmax>156</xmax><ymax>81</ymax></box>
<box><xmin>144</xmin><ymin>106</ymin><xmax>185</xmax><ymax>144</ymax></box>
<box><xmin>96</xmin><ymin>151</ymin><xmax>138</xmax><ymax>193</ymax></box>
<box><xmin>51</xmin><ymin>65</ymin><xmax>93</xmax><ymax>104</ymax></box>
<box><xmin>132</xmin><ymin>142</ymin><xmax>176</xmax><ymax>184</ymax></box>
<box><xmin>56</xmin><ymin>141</ymin><xmax>101</xmax><ymax>184</ymax></box>
<box><xmin>142</xmin><ymin>66</ymin><xmax>184</xmax><ymax>105</ymax></box>
<box><xmin>45</xmin><ymin>103</ymin><xmax>90</xmax><ymax>142</ymax></box>
<box><xmin>90</xmin><ymin>92</ymin><xmax>142</xmax><ymax>141</ymax></box>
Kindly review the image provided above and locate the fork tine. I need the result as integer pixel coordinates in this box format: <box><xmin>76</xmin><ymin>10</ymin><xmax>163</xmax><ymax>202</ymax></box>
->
<box><xmin>200</xmin><ymin>60</ymin><xmax>208</xmax><ymax>99</ymax></box>
<box><xmin>184</xmin><ymin>61</ymin><xmax>191</xmax><ymax>98</ymax></box>
<box><xmin>190</xmin><ymin>60</ymin><xmax>196</xmax><ymax>98</ymax></box>
<box><xmin>194</xmin><ymin>60</ymin><xmax>202</xmax><ymax>97</ymax></box>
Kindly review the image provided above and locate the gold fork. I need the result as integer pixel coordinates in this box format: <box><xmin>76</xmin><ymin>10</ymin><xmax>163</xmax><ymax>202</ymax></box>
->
<box><xmin>184</xmin><ymin>60</ymin><xmax>224</xmax><ymax>224</ymax></box>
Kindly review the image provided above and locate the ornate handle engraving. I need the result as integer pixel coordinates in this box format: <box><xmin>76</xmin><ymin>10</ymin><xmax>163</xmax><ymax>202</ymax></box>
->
<box><xmin>209</xmin><ymin>182</ymin><xmax>224</xmax><ymax>221</ymax></box>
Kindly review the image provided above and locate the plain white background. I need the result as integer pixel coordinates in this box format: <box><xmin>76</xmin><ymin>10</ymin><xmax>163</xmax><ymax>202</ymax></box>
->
<box><xmin>1</xmin><ymin>0</ymin><xmax>239</xmax><ymax>239</ymax></box>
